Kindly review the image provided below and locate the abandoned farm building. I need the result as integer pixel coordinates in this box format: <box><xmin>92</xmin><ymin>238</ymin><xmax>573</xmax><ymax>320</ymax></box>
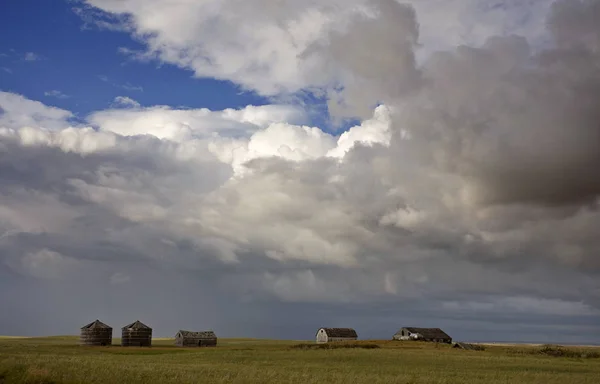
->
<box><xmin>393</xmin><ymin>327</ymin><xmax>452</xmax><ymax>343</ymax></box>
<box><xmin>316</xmin><ymin>328</ymin><xmax>358</xmax><ymax>343</ymax></box>
<box><xmin>121</xmin><ymin>320</ymin><xmax>152</xmax><ymax>347</ymax></box>
<box><xmin>80</xmin><ymin>320</ymin><xmax>112</xmax><ymax>346</ymax></box>
<box><xmin>175</xmin><ymin>330</ymin><xmax>217</xmax><ymax>347</ymax></box>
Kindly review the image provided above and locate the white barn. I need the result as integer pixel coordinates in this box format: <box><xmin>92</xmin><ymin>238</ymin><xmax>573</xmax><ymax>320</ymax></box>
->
<box><xmin>315</xmin><ymin>328</ymin><xmax>358</xmax><ymax>343</ymax></box>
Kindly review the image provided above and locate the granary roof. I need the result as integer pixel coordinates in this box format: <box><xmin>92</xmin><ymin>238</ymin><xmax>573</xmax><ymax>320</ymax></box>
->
<box><xmin>397</xmin><ymin>327</ymin><xmax>451</xmax><ymax>340</ymax></box>
<box><xmin>122</xmin><ymin>320</ymin><xmax>151</xmax><ymax>330</ymax></box>
<box><xmin>81</xmin><ymin>320</ymin><xmax>112</xmax><ymax>330</ymax></box>
<box><xmin>318</xmin><ymin>328</ymin><xmax>358</xmax><ymax>338</ymax></box>
<box><xmin>177</xmin><ymin>330</ymin><xmax>217</xmax><ymax>339</ymax></box>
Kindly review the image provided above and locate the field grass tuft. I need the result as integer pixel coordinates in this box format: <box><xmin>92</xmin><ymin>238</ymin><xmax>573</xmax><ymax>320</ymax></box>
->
<box><xmin>291</xmin><ymin>342</ymin><xmax>380</xmax><ymax>350</ymax></box>
<box><xmin>536</xmin><ymin>345</ymin><xmax>600</xmax><ymax>359</ymax></box>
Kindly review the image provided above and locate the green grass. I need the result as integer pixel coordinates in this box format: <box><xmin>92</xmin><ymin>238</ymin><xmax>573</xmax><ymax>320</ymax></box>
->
<box><xmin>1</xmin><ymin>337</ymin><xmax>599</xmax><ymax>383</ymax></box>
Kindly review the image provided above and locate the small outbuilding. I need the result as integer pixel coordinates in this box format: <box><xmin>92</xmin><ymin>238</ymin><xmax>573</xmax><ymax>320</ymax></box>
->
<box><xmin>80</xmin><ymin>319</ymin><xmax>112</xmax><ymax>346</ymax></box>
<box><xmin>316</xmin><ymin>328</ymin><xmax>358</xmax><ymax>344</ymax></box>
<box><xmin>121</xmin><ymin>320</ymin><xmax>152</xmax><ymax>347</ymax></box>
<box><xmin>175</xmin><ymin>330</ymin><xmax>217</xmax><ymax>347</ymax></box>
<box><xmin>393</xmin><ymin>327</ymin><xmax>452</xmax><ymax>344</ymax></box>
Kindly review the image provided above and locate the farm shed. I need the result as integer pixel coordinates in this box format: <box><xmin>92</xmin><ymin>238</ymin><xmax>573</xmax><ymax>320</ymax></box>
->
<box><xmin>316</xmin><ymin>328</ymin><xmax>358</xmax><ymax>343</ymax></box>
<box><xmin>80</xmin><ymin>320</ymin><xmax>112</xmax><ymax>346</ymax></box>
<box><xmin>175</xmin><ymin>330</ymin><xmax>217</xmax><ymax>347</ymax></box>
<box><xmin>393</xmin><ymin>327</ymin><xmax>452</xmax><ymax>343</ymax></box>
<box><xmin>121</xmin><ymin>320</ymin><xmax>152</xmax><ymax>347</ymax></box>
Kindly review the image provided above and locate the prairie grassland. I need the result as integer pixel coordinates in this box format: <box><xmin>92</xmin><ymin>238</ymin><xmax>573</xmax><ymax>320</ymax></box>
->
<box><xmin>1</xmin><ymin>337</ymin><xmax>599</xmax><ymax>384</ymax></box>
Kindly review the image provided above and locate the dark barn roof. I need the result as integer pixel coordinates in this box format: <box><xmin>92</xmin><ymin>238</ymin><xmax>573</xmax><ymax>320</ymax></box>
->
<box><xmin>177</xmin><ymin>330</ymin><xmax>217</xmax><ymax>339</ymax></box>
<box><xmin>318</xmin><ymin>328</ymin><xmax>358</xmax><ymax>338</ymax></box>
<box><xmin>81</xmin><ymin>320</ymin><xmax>111</xmax><ymax>330</ymax></box>
<box><xmin>122</xmin><ymin>320</ymin><xmax>151</xmax><ymax>330</ymax></box>
<box><xmin>397</xmin><ymin>327</ymin><xmax>451</xmax><ymax>340</ymax></box>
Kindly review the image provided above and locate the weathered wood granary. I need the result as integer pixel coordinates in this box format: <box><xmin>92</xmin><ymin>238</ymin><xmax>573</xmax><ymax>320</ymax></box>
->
<box><xmin>316</xmin><ymin>328</ymin><xmax>358</xmax><ymax>343</ymax></box>
<box><xmin>121</xmin><ymin>320</ymin><xmax>152</xmax><ymax>347</ymax></box>
<box><xmin>80</xmin><ymin>320</ymin><xmax>112</xmax><ymax>346</ymax></box>
<box><xmin>175</xmin><ymin>330</ymin><xmax>217</xmax><ymax>347</ymax></box>
<box><xmin>393</xmin><ymin>327</ymin><xmax>452</xmax><ymax>344</ymax></box>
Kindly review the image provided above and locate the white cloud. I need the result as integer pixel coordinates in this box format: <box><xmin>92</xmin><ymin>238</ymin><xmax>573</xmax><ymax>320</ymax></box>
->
<box><xmin>112</xmin><ymin>96</ymin><xmax>140</xmax><ymax>108</ymax></box>
<box><xmin>121</xmin><ymin>82</ymin><xmax>143</xmax><ymax>92</ymax></box>
<box><xmin>83</xmin><ymin>0</ymin><xmax>553</xmax><ymax>106</ymax></box>
<box><xmin>96</xmin><ymin>75</ymin><xmax>143</xmax><ymax>91</ymax></box>
<box><xmin>44</xmin><ymin>90</ymin><xmax>71</xmax><ymax>99</ymax></box>
<box><xmin>72</xmin><ymin>6</ymin><xmax>131</xmax><ymax>32</ymax></box>
<box><xmin>0</xmin><ymin>126</ymin><xmax>117</xmax><ymax>155</ymax></box>
<box><xmin>326</xmin><ymin>105</ymin><xmax>393</xmax><ymax>158</ymax></box>
<box><xmin>0</xmin><ymin>91</ymin><xmax>73</xmax><ymax>130</ymax></box>
<box><xmin>23</xmin><ymin>52</ymin><xmax>41</xmax><ymax>61</ymax></box>
<box><xmin>88</xmin><ymin>103</ymin><xmax>307</xmax><ymax>142</ymax></box>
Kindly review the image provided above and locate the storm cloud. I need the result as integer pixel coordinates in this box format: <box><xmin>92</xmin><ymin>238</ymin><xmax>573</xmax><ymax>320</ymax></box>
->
<box><xmin>1</xmin><ymin>0</ymin><xmax>600</xmax><ymax>342</ymax></box>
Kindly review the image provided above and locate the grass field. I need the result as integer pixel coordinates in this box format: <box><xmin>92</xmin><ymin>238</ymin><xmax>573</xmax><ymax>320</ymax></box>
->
<box><xmin>1</xmin><ymin>337</ymin><xmax>599</xmax><ymax>383</ymax></box>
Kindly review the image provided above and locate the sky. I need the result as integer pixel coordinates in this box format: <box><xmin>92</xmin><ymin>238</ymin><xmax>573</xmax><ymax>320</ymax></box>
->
<box><xmin>1</xmin><ymin>0</ymin><xmax>600</xmax><ymax>344</ymax></box>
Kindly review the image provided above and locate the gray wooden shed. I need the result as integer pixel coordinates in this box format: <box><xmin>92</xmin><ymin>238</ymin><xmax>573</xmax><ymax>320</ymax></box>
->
<box><xmin>175</xmin><ymin>330</ymin><xmax>217</xmax><ymax>347</ymax></box>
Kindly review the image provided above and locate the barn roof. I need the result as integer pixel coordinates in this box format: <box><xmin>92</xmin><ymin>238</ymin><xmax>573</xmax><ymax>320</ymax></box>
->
<box><xmin>396</xmin><ymin>327</ymin><xmax>451</xmax><ymax>339</ymax></box>
<box><xmin>318</xmin><ymin>328</ymin><xmax>358</xmax><ymax>338</ymax></box>
<box><xmin>81</xmin><ymin>320</ymin><xmax>111</xmax><ymax>330</ymax></box>
<box><xmin>177</xmin><ymin>330</ymin><xmax>217</xmax><ymax>339</ymax></box>
<box><xmin>122</xmin><ymin>320</ymin><xmax>151</xmax><ymax>330</ymax></box>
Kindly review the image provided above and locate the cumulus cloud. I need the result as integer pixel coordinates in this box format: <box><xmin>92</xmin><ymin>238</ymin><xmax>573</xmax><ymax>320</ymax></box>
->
<box><xmin>112</xmin><ymin>96</ymin><xmax>140</xmax><ymax>108</ymax></box>
<box><xmin>0</xmin><ymin>91</ymin><xmax>73</xmax><ymax>130</ymax></box>
<box><xmin>88</xmin><ymin>103</ymin><xmax>308</xmax><ymax>142</ymax></box>
<box><xmin>83</xmin><ymin>0</ymin><xmax>553</xmax><ymax>107</ymax></box>
<box><xmin>2</xmin><ymin>0</ymin><xmax>600</xmax><ymax>341</ymax></box>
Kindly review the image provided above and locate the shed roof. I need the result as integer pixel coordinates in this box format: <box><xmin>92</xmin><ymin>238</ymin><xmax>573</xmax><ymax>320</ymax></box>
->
<box><xmin>318</xmin><ymin>328</ymin><xmax>358</xmax><ymax>338</ymax></box>
<box><xmin>81</xmin><ymin>320</ymin><xmax>112</xmax><ymax>330</ymax></box>
<box><xmin>177</xmin><ymin>330</ymin><xmax>217</xmax><ymax>339</ymax></box>
<box><xmin>122</xmin><ymin>320</ymin><xmax>151</xmax><ymax>330</ymax></box>
<box><xmin>397</xmin><ymin>327</ymin><xmax>451</xmax><ymax>339</ymax></box>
